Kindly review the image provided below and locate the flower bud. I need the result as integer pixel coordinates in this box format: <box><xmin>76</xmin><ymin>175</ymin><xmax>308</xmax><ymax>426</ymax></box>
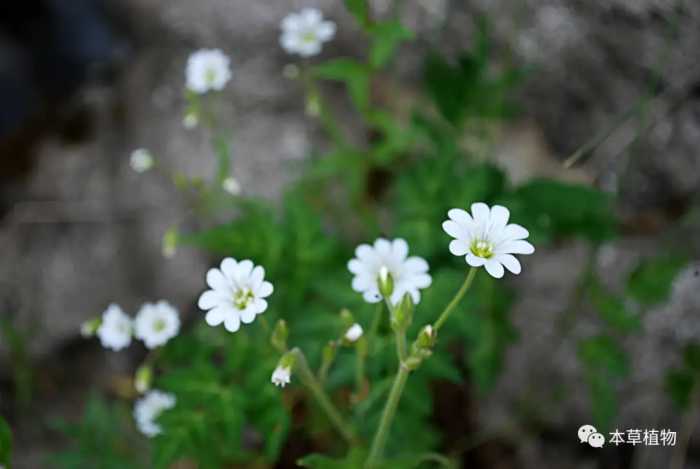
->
<box><xmin>416</xmin><ymin>325</ymin><xmax>436</xmax><ymax>349</ymax></box>
<box><xmin>344</xmin><ymin>323</ymin><xmax>364</xmax><ymax>343</ymax></box>
<box><xmin>80</xmin><ymin>317</ymin><xmax>101</xmax><ymax>338</ymax></box>
<box><xmin>339</xmin><ymin>308</ymin><xmax>355</xmax><ymax>328</ymax></box>
<box><xmin>162</xmin><ymin>227</ymin><xmax>179</xmax><ymax>259</ymax></box>
<box><xmin>322</xmin><ymin>340</ymin><xmax>338</xmax><ymax>365</ymax></box>
<box><xmin>391</xmin><ymin>293</ymin><xmax>413</xmax><ymax>332</ymax></box>
<box><xmin>378</xmin><ymin>266</ymin><xmax>394</xmax><ymax>299</ymax></box>
<box><xmin>134</xmin><ymin>364</ymin><xmax>152</xmax><ymax>394</ymax></box>
<box><xmin>271</xmin><ymin>320</ymin><xmax>289</xmax><ymax>353</ymax></box>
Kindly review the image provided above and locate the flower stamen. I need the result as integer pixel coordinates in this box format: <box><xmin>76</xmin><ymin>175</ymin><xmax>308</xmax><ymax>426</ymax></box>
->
<box><xmin>471</xmin><ymin>239</ymin><xmax>494</xmax><ymax>258</ymax></box>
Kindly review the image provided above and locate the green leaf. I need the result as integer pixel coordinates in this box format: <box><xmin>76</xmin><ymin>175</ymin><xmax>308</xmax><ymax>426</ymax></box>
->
<box><xmin>586</xmin><ymin>369</ymin><xmax>618</xmax><ymax>430</ymax></box>
<box><xmin>626</xmin><ymin>254</ymin><xmax>688</xmax><ymax>306</ymax></box>
<box><xmin>344</xmin><ymin>0</ymin><xmax>369</xmax><ymax>28</ymax></box>
<box><xmin>666</xmin><ymin>370</ymin><xmax>695</xmax><ymax>410</ymax></box>
<box><xmin>0</xmin><ymin>416</ymin><xmax>12</xmax><ymax>468</ymax></box>
<box><xmin>369</xmin><ymin>21</ymin><xmax>413</xmax><ymax>68</ymax></box>
<box><xmin>588</xmin><ymin>280</ymin><xmax>640</xmax><ymax>333</ymax></box>
<box><xmin>684</xmin><ymin>344</ymin><xmax>700</xmax><ymax>372</ymax></box>
<box><xmin>578</xmin><ymin>335</ymin><xmax>629</xmax><ymax>378</ymax></box>
<box><xmin>314</xmin><ymin>59</ymin><xmax>371</xmax><ymax>112</ymax></box>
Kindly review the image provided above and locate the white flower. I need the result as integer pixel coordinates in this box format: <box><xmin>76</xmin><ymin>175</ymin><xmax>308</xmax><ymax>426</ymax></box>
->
<box><xmin>97</xmin><ymin>304</ymin><xmax>132</xmax><ymax>351</ymax></box>
<box><xmin>442</xmin><ymin>203</ymin><xmax>535</xmax><ymax>279</ymax></box>
<box><xmin>198</xmin><ymin>258</ymin><xmax>274</xmax><ymax>333</ymax></box>
<box><xmin>345</xmin><ymin>323</ymin><xmax>363</xmax><ymax>342</ymax></box>
<box><xmin>271</xmin><ymin>365</ymin><xmax>292</xmax><ymax>387</ymax></box>
<box><xmin>133</xmin><ymin>390</ymin><xmax>176</xmax><ymax>437</ymax></box>
<box><xmin>280</xmin><ymin>8</ymin><xmax>336</xmax><ymax>57</ymax></box>
<box><xmin>222</xmin><ymin>177</ymin><xmax>241</xmax><ymax>196</ymax></box>
<box><xmin>348</xmin><ymin>238</ymin><xmax>432</xmax><ymax>305</ymax></box>
<box><xmin>134</xmin><ymin>301</ymin><xmax>180</xmax><ymax>349</ymax></box>
<box><xmin>130</xmin><ymin>148</ymin><xmax>153</xmax><ymax>173</ymax></box>
<box><xmin>186</xmin><ymin>49</ymin><xmax>232</xmax><ymax>94</ymax></box>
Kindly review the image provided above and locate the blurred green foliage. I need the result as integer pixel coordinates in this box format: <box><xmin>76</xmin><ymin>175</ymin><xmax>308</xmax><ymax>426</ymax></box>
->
<box><xmin>0</xmin><ymin>416</ymin><xmax>12</xmax><ymax>468</ymax></box>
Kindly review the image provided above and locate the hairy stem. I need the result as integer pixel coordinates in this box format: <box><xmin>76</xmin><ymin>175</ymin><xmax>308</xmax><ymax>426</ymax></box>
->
<box><xmin>433</xmin><ymin>267</ymin><xmax>478</xmax><ymax>331</ymax></box>
<box><xmin>365</xmin><ymin>364</ymin><xmax>410</xmax><ymax>468</ymax></box>
<box><xmin>290</xmin><ymin>348</ymin><xmax>357</xmax><ymax>444</ymax></box>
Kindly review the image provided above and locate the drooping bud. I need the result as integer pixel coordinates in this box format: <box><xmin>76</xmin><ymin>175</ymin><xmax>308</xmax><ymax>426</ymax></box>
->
<box><xmin>339</xmin><ymin>308</ymin><xmax>355</xmax><ymax>328</ymax></box>
<box><xmin>134</xmin><ymin>364</ymin><xmax>153</xmax><ymax>394</ymax></box>
<box><xmin>271</xmin><ymin>320</ymin><xmax>289</xmax><ymax>353</ymax></box>
<box><xmin>272</xmin><ymin>351</ymin><xmax>296</xmax><ymax>388</ymax></box>
<box><xmin>377</xmin><ymin>266</ymin><xmax>394</xmax><ymax>299</ymax></box>
<box><xmin>322</xmin><ymin>340</ymin><xmax>338</xmax><ymax>366</ymax></box>
<box><xmin>344</xmin><ymin>323</ymin><xmax>364</xmax><ymax>343</ymax></box>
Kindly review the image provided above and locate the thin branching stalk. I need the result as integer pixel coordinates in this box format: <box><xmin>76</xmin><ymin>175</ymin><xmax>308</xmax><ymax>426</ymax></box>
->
<box><xmin>290</xmin><ymin>348</ymin><xmax>357</xmax><ymax>444</ymax></box>
<box><xmin>433</xmin><ymin>267</ymin><xmax>477</xmax><ymax>331</ymax></box>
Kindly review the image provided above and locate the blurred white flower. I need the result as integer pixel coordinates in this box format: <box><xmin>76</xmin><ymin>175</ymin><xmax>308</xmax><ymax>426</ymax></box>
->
<box><xmin>186</xmin><ymin>49</ymin><xmax>231</xmax><ymax>94</ymax></box>
<box><xmin>222</xmin><ymin>177</ymin><xmax>242</xmax><ymax>196</ymax></box>
<box><xmin>280</xmin><ymin>8</ymin><xmax>336</xmax><ymax>57</ymax></box>
<box><xmin>130</xmin><ymin>149</ymin><xmax>153</xmax><ymax>173</ymax></box>
<box><xmin>442</xmin><ymin>203</ymin><xmax>535</xmax><ymax>279</ymax></box>
<box><xmin>198</xmin><ymin>258</ymin><xmax>274</xmax><ymax>333</ymax></box>
<box><xmin>97</xmin><ymin>304</ymin><xmax>132</xmax><ymax>351</ymax></box>
<box><xmin>271</xmin><ymin>365</ymin><xmax>291</xmax><ymax>387</ymax></box>
<box><xmin>134</xmin><ymin>301</ymin><xmax>180</xmax><ymax>349</ymax></box>
<box><xmin>133</xmin><ymin>390</ymin><xmax>176</xmax><ymax>437</ymax></box>
<box><xmin>183</xmin><ymin>112</ymin><xmax>199</xmax><ymax>129</ymax></box>
<box><xmin>345</xmin><ymin>323</ymin><xmax>363</xmax><ymax>342</ymax></box>
<box><xmin>348</xmin><ymin>238</ymin><xmax>432</xmax><ymax>305</ymax></box>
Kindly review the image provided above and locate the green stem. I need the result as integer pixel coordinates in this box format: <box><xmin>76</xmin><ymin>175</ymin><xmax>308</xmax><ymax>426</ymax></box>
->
<box><xmin>367</xmin><ymin>303</ymin><xmax>383</xmax><ymax>354</ymax></box>
<box><xmin>291</xmin><ymin>348</ymin><xmax>357</xmax><ymax>444</ymax></box>
<box><xmin>354</xmin><ymin>339</ymin><xmax>367</xmax><ymax>398</ymax></box>
<box><xmin>365</xmin><ymin>364</ymin><xmax>410</xmax><ymax>468</ymax></box>
<box><xmin>433</xmin><ymin>267</ymin><xmax>478</xmax><ymax>331</ymax></box>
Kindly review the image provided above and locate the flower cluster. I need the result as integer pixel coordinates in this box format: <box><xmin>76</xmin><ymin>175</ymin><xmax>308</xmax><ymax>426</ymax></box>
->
<box><xmin>89</xmin><ymin>301</ymin><xmax>180</xmax><ymax>352</ymax></box>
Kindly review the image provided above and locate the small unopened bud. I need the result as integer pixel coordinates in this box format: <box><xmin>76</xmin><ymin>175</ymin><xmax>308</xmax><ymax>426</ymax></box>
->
<box><xmin>391</xmin><ymin>293</ymin><xmax>413</xmax><ymax>332</ymax></box>
<box><xmin>378</xmin><ymin>266</ymin><xmax>394</xmax><ymax>299</ymax></box>
<box><xmin>271</xmin><ymin>320</ymin><xmax>289</xmax><ymax>353</ymax></box>
<box><xmin>222</xmin><ymin>177</ymin><xmax>242</xmax><ymax>196</ymax></box>
<box><xmin>416</xmin><ymin>325</ymin><xmax>436</xmax><ymax>349</ymax></box>
<box><xmin>344</xmin><ymin>323</ymin><xmax>364</xmax><ymax>343</ymax></box>
<box><xmin>134</xmin><ymin>364</ymin><xmax>152</xmax><ymax>393</ymax></box>
<box><xmin>80</xmin><ymin>318</ymin><xmax>101</xmax><ymax>338</ymax></box>
<box><xmin>282</xmin><ymin>63</ymin><xmax>300</xmax><ymax>80</ymax></box>
<box><xmin>162</xmin><ymin>227</ymin><xmax>179</xmax><ymax>259</ymax></box>
<box><xmin>322</xmin><ymin>341</ymin><xmax>338</xmax><ymax>365</ymax></box>
<box><xmin>129</xmin><ymin>148</ymin><xmax>154</xmax><ymax>173</ymax></box>
<box><xmin>339</xmin><ymin>308</ymin><xmax>355</xmax><ymax>328</ymax></box>
<box><xmin>305</xmin><ymin>92</ymin><xmax>321</xmax><ymax>117</ymax></box>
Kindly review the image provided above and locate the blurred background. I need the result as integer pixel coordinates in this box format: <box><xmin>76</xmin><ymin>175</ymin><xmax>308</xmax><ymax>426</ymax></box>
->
<box><xmin>1</xmin><ymin>0</ymin><xmax>700</xmax><ymax>468</ymax></box>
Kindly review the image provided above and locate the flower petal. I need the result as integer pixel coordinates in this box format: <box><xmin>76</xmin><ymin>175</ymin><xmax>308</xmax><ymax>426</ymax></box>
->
<box><xmin>198</xmin><ymin>290</ymin><xmax>222</xmax><ymax>310</ymax></box>
<box><xmin>374</xmin><ymin>238</ymin><xmax>392</xmax><ymax>257</ymax></box>
<box><xmin>404</xmin><ymin>257</ymin><xmax>429</xmax><ymax>274</ymax></box>
<box><xmin>257</xmin><ymin>281</ymin><xmax>274</xmax><ymax>298</ymax></box>
<box><xmin>362</xmin><ymin>290</ymin><xmax>382</xmax><ymax>303</ymax></box>
<box><xmin>236</xmin><ymin>260</ymin><xmax>254</xmax><ymax>279</ymax></box>
<box><xmin>205</xmin><ymin>306</ymin><xmax>227</xmax><ymax>326</ymax></box>
<box><xmin>497</xmin><ymin>254</ymin><xmax>522</xmax><ymax>274</ymax></box>
<box><xmin>220</xmin><ymin>258</ymin><xmax>238</xmax><ymax>280</ymax></box>
<box><xmin>411</xmin><ymin>273</ymin><xmax>432</xmax><ymax>289</ymax></box>
<box><xmin>498</xmin><ymin>240</ymin><xmax>535</xmax><ymax>255</ymax></box>
<box><xmin>239</xmin><ymin>306</ymin><xmax>256</xmax><ymax>324</ymax></box>
<box><xmin>501</xmin><ymin>224</ymin><xmax>529</xmax><ymax>241</ymax></box>
<box><xmin>392</xmin><ymin>238</ymin><xmax>409</xmax><ymax>261</ymax></box>
<box><xmin>317</xmin><ymin>21</ymin><xmax>336</xmax><ymax>41</ymax></box>
<box><xmin>484</xmin><ymin>259</ymin><xmax>505</xmax><ymax>278</ymax></box>
<box><xmin>443</xmin><ymin>220</ymin><xmax>467</xmax><ymax>240</ymax></box>
<box><xmin>489</xmin><ymin>205</ymin><xmax>510</xmax><ymax>230</ymax></box>
<box><xmin>449</xmin><ymin>239</ymin><xmax>469</xmax><ymax>256</ymax></box>
<box><xmin>471</xmin><ymin>202</ymin><xmax>490</xmax><ymax>223</ymax></box>
<box><xmin>466</xmin><ymin>253</ymin><xmax>486</xmax><ymax>267</ymax></box>
<box><xmin>355</xmin><ymin>244</ymin><xmax>375</xmax><ymax>263</ymax></box>
<box><xmin>206</xmin><ymin>268</ymin><xmax>229</xmax><ymax>291</ymax></box>
<box><xmin>223</xmin><ymin>313</ymin><xmax>241</xmax><ymax>333</ymax></box>
<box><xmin>253</xmin><ymin>299</ymin><xmax>268</xmax><ymax>314</ymax></box>
<box><xmin>447</xmin><ymin>208</ymin><xmax>473</xmax><ymax>226</ymax></box>
<box><xmin>250</xmin><ymin>266</ymin><xmax>265</xmax><ymax>289</ymax></box>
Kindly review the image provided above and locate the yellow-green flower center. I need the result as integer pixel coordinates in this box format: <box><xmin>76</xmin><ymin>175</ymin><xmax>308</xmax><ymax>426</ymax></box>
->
<box><xmin>470</xmin><ymin>239</ymin><xmax>494</xmax><ymax>258</ymax></box>
<box><xmin>152</xmin><ymin>318</ymin><xmax>166</xmax><ymax>332</ymax></box>
<box><xmin>301</xmin><ymin>31</ymin><xmax>317</xmax><ymax>43</ymax></box>
<box><xmin>205</xmin><ymin>68</ymin><xmax>217</xmax><ymax>85</ymax></box>
<box><xmin>233</xmin><ymin>287</ymin><xmax>254</xmax><ymax>309</ymax></box>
